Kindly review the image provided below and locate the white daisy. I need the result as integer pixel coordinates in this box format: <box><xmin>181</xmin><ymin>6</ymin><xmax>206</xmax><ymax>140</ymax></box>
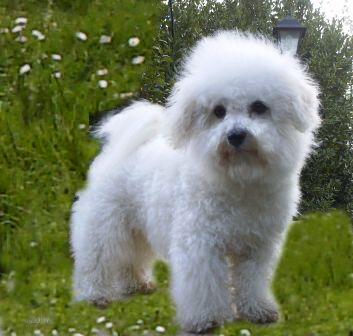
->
<box><xmin>53</xmin><ymin>71</ymin><xmax>62</xmax><ymax>79</ymax></box>
<box><xmin>105</xmin><ymin>322</ymin><xmax>113</xmax><ymax>329</ymax></box>
<box><xmin>19</xmin><ymin>64</ymin><xmax>31</xmax><ymax>75</ymax></box>
<box><xmin>131</xmin><ymin>56</ymin><xmax>145</xmax><ymax>65</ymax></box>
<box><xmin>99</xmin><ymin>35</ymin><xmax>112</xmax><ymax>44</ymax></box>
<box><xmin>155</xmin><ymin>326</ymin><xmax>166</xmax><ymax>333</ymax></box>
<box><xmin>0</xmin><ymin>28</ymin><xmax>9</xmax><ymax>34</ymax></box>
<box><xmin>15</xmin><ymin>17</ymin><xmax>27</xmax><ymax>25</ymax></box>
<box><xmin>15</xmin><ymin>36</ymin><xmax>27</xmax><ymax>43</ymax></box>
<box><xmin>76</xmin><ymin>31</ymin><xmax>87</xmax><ymax>41</ymax></box>
<box><xmin>12</xmin><ymin>25</ymin><xmax>25</xmax><ymax>33</ymax></box>
<box><xmin>51</xmin><ymin>54</ymin><xmax>62</xmax><ymax>61</ymax></box>
<box><xmin>96</xmin><ymin>69</ymin><xmax>108</xmax><ymax>76</ymax></box>
<box><xmin>240</xmin><ymin>329</ymin><xmax>251</xmax><ymax>336</ymax></box>
<box><xmin>128</xmin><ymin>37</ymin><xmax>140</xmax><ymax>47</ymax></box>
<box><xmin>32</xmin><ymin>30</ymin><xmax>45</xmax><ymax>41</ymax></box>
<box><xmin>98</xmin><ymin>80</ymin><xmax>108</xmax><ymax>89</ymax></box>
<box><xmin>96</xmin><ymin>316</ymin><xmax>106</xmax><ymax>324</ymax></box>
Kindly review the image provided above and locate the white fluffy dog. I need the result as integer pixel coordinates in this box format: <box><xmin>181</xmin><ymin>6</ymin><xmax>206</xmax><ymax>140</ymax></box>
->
<box><xmin>71</xmin><ymin>31</ymin><xmax>320</xmax><ymax>333</ymax></box>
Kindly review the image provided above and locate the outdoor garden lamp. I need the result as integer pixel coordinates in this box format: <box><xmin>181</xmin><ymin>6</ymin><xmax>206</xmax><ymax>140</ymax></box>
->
<box><xmin>273</xmin><ymin>15</ymin><xmax>307</xmax><ymax>56</ymax></box>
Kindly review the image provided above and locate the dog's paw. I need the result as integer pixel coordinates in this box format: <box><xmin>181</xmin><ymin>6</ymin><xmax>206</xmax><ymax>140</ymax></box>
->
<box><xmin>138</xmin><ymin>281</ymin><xmax>156</xmax><ymax>294</ymax></box>
<box><xmin>91</xmin><ymin>297</ymin><xmax>111</xmax><ymax>309</ymax></box>
<box><xmin>182</xmin><ymin>319</ymin><xmax>219</xmax><ymax>334</ymax></box>
<box><xmin>236</xmin><ymin>299</ymin><xmax>279</xmax><ymax>324</ymax></box>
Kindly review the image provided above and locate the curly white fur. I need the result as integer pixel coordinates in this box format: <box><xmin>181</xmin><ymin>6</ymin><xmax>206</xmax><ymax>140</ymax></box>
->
<box><xmin>70</xmin><ymin>31</ymin><xmax>320</xmax><ymax>333</ymax></box>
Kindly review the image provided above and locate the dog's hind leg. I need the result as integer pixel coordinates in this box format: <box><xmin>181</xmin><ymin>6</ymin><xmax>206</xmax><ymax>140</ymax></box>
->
<box><xmin>129</xmin><ymin>228</ymin><xmax>157</xmax><ymax>294</ymax></box>
<box><xmin>70</xmin><ymin>188</ymin><xmax>154</xmax><ymax>307</ymax></box>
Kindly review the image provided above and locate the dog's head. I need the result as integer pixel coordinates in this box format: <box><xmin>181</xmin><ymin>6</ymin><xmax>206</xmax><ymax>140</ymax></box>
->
<box><xmin>166</xmin><ymin>31</ymin><xmax>320</xmax><ymax>182</ymax></box>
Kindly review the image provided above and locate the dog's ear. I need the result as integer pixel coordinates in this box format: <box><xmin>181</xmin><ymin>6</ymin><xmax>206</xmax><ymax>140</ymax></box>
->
<box><xmin>290</xmin><ymin>78</ymin><xmax>321</xmax><ymax>133</ymax></box>
<box><xmin>166</xmin><ymin>80</ymin><xmax>197</xmax><ymax>148</ymax></box>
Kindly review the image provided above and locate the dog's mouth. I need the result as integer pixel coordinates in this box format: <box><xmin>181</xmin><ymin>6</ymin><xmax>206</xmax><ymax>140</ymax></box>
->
<box><xmin>218</xmin><ymin>143</ymin><xmax>267</xmax><ymax>167</ymax></box>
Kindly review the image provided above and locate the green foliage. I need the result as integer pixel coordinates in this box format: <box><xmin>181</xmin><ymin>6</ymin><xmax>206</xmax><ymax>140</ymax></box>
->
<box><xmin>142</xmin><ymin>0</ymin><xmax>353</xmax><ymax>217</ymax></box>
<box><xmin>0</xmin><ymin>0</ymin><xmax>161</xmax><ymax>270</ymax></box>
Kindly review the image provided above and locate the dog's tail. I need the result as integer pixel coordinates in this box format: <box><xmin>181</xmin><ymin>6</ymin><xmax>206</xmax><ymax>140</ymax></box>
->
<box><xmin>94</xmin><ymin>100</ymin><xmax>164</xmax><ymax>160</ymax></box>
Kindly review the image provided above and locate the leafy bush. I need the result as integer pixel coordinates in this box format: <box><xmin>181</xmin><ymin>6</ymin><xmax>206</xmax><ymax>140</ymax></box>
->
<box><xmin>142</xmin><ymin>0</ymin><xmax>353</xmax><ymax>217</ymax></box>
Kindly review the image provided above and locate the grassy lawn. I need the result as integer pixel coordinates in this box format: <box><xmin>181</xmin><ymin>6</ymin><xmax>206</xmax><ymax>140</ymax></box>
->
<box><xmin>0</xmin><ymin>1</ymin><xmax>353</xmax><ymax>336</ymax></box>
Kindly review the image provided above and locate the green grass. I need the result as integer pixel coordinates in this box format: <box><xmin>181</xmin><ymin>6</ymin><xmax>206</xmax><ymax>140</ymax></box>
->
<box><xmin>0</xmin><ymin>1</ymin><xmax>353</xmax><ymax>335</ymax></box>
<box><xmin>1</xmin><ymin>212</ymin><xmax>353</xmax><ymax>336</ymax></box>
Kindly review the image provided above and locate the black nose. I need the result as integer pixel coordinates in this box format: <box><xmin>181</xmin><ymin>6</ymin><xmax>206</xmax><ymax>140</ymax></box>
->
<box><xmin>227</xmin><ymin>129</ymin><xmax>247</xmax><ymax>147</ymax></box>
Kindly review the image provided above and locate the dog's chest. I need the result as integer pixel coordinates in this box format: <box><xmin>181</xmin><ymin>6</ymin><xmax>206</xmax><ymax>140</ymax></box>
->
<box><xmin>207</xmin><ymin>186</ymin><xmax>290</xmax><ymax>248</ymax></box>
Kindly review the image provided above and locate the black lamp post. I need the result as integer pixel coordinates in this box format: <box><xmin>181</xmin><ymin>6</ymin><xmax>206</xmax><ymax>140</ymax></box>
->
<box><xmin>273</xmin><ymin>16</ymin><xmax>307</xmax><ymax>56</ymax></box>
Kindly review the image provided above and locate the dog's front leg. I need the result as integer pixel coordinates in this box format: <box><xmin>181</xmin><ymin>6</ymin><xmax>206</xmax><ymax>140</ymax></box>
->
<box><xmin>170</xmin><ymin>239</ymin><xmax>233</xmax><ymax>333</ymax></box>
<box><xmin>229</xmin><ymin>243</ymin><xmax>280</xmax><ymax>324</ymax></box>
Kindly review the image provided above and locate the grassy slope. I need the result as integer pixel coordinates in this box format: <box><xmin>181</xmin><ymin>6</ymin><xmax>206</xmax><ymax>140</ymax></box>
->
<box><xmin>0</xmin><ymin>1</ymin><xmax>353</xmax><ymax>336</ymax></box>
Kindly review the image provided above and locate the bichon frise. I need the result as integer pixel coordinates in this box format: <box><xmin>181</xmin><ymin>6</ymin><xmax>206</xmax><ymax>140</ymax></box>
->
<box><xmin>71</xmin><ymin>31</ymin><xmax>320</xmax><ymax>333</ymax></box>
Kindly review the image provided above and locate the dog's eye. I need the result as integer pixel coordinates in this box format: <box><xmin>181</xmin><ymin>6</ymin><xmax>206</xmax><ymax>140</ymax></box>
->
<box><xmin>250</xmin><ymin>100</ymin><xmax>268</xmax><ymax>115</ymax></box>
<box><xmin>213</xmin><ymin>105</ymin><xmax>226</xmax><ymax>119</ymax></box>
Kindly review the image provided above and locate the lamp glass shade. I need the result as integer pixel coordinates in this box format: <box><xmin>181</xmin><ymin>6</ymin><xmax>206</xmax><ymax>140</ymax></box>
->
<box><xmin>277</xmin><ymin>30</ymin><xmax>301</xmax><ymax>56</ymax></box>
